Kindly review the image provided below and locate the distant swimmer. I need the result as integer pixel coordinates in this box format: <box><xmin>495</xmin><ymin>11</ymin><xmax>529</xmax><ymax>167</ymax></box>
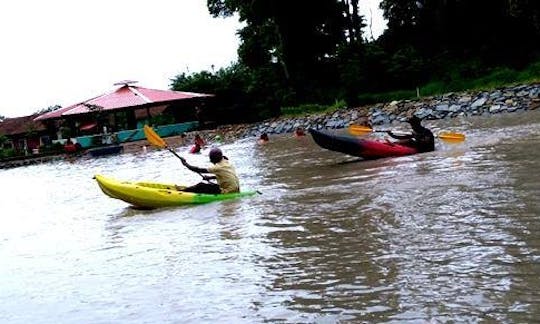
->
<box><xmin>258</xmin><ymin>133</ymin><xmax>269</xmax><ymax>144</ymax></box>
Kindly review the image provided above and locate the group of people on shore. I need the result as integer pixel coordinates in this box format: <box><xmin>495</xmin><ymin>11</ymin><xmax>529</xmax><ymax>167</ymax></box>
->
<box><xmin>174</xmin><ymin>115</ymin><xmax>434</xmax><ymax>195</ymax></box>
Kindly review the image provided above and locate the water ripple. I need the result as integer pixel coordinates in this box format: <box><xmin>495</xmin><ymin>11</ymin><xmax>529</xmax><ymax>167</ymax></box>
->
<box><xmin>1</xmin><ymin>111</ymin><xmax>540</xmax><ymax>322</ymax></box>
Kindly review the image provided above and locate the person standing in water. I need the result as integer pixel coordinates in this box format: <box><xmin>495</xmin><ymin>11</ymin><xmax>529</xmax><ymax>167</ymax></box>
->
<box><xmin>294</xmin><ymin>127</ymin><xmax>306</xmax><ymax>137</ymax></box>
<box><xmin>190</xmin><ymin>134</ymin><xmax>206</xmax><ymax>153</ymax></box>
<box><xmin>194</xmin><ymin>134</ymin><xmax>206</xmax><ymax>147</ymax></box>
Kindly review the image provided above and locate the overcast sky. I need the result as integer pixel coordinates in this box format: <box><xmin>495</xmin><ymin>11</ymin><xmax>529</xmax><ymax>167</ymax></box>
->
<box><xmin>0</xmin><ymin>0</ymin><xmax>386</xmax><ymax>118</ymax></box>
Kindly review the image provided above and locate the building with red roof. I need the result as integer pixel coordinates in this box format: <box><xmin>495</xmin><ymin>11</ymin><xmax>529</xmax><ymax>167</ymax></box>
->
<box><xmin>35</xmin><ymin>81</ymin><xmax>212</xmax><ymax>121</ymax></box>
<box><xmin>0</xmin><ymin>114</ymin><xmax>48</xmax><ymax>154</ymax></box>
<box><xmin>32</xmin><ymin>81</ymin><xmax>213</xmax><ymax>147</ymax></box>
<box><xmin>0</xmin><ymin>81</ymin><xmax>212</xmax><ymax>161</ymax></box>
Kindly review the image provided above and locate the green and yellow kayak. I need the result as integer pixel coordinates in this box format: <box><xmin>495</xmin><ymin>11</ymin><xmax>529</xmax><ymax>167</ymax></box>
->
<box><xmin>94</xmin><ymin>174</ymin><xmax>257</xmax><ymax>208</ymax></box>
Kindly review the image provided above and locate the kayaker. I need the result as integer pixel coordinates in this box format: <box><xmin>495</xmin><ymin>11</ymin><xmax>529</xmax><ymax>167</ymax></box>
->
<box><xmin>387</xmin><ymin>115</ymin><xmax>435</xmax><ymax>153</ymax></box>
<box><xmin>177</xmin><ymin>147</ymin><xmax>240</xmax><ymax>194</ymax></box>
<box><xmin>294</xmin><ymin>127</ymin><xmax>306</xmax><ymax>137</ymax></box>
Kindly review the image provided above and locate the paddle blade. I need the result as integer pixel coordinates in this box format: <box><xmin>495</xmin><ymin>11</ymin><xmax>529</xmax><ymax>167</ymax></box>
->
<box><xmin>438</xmin><ymin>131</ymin><xmax>466</xmax><ymax>142</ymax></box>
<box><xmin>144</xmin><ymin>125</ymin><xmax>167</xmax><ymax>148</ymax></box>
<box><xmin>348</xmin><ymin>125</ymin><xmax>374</xmax><ymax>135</ymax></box>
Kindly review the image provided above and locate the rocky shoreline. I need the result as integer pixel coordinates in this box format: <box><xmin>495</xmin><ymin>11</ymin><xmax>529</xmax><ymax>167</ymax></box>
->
<box><xmin>194</xmin><ymin>82</ymin><xmax>539</xmax><ymax>143</ymax></box>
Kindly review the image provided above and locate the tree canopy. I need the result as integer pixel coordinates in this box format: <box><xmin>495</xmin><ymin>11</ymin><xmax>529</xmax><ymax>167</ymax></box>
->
<box><xmin>170</xmin><ymin>0</ymin><xmax>540</xmax><ymax>122</ymax></box>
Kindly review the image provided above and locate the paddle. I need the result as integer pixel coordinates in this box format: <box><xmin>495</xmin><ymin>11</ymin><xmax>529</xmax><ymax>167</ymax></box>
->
<box><xmin>143</xmin><ymin>125</ymin><xmax>205</xmax><ymax>179</ymax></box>
<box><xmin>348</xmin><ymin>124</ymin><xmax>466</xmax><ymax>141</ymax></box>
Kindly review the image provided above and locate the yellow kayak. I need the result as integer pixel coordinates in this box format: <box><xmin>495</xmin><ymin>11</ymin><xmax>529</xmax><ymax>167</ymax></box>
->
<box><xmin>94</xmin><ymin>174</ymin><xmax>257</xmax><ymax>208</ymax></box>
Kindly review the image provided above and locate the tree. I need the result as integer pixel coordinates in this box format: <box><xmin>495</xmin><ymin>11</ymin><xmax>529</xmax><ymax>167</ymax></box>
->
<box><xmin>380</xmin><ymin>0</ymin><xmax>540</xmax><ymax>63</ymax></box>
<box><xmin>341</xmin><ymin>0</ymin><xmax>365</xmax><ymax>43</ymax></box>
<box><xmin>0</xmin><ymin>134</ymin><xmax>7</xmax><ymax>146</ymax></box>
<box><xmin>34</xmin><ymin>105</ymin><xmax>61</xmax><ymax>115</ymax></box>
<box><xmin>170</xmin><ymin>64</ymin><xmax>274</xmax><ymax>122</ymax></box>
<box><xmin>207</xmin><ymin>0</ymin><xmax>357</xmax><ymax>105</ymax></box>
<box><xmin>198</xmin><ymin>0</ymin><xmax>540</xmax><ymax>114</ymax></box>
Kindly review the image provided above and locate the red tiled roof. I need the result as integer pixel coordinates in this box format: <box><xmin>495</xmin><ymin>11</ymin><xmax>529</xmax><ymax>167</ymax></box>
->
<box><xmin>34</xmin><ymin>85</ymin><xmax>212</xmax><ymax>120</ymax></box>
<box><xmin>0</xmin><ymin>115</ymin><xmax>46</xmax><ymax>136</ymax></box>
<box><xmin>34</xmin><ymin>105</ymin><xmax>78</xmax><ymax>120</ymax></box>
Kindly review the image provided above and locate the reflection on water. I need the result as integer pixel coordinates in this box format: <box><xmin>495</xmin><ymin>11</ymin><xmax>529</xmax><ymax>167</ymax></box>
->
<box><xmin>1</xmin><ymin>111</ymin><xmax>539</xmax><ymax>323</ymax></box>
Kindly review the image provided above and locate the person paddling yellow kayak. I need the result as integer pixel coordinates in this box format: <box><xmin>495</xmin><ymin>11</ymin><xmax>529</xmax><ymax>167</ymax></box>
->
<box><xmin>177</xmin><ymin>147</ymin><xmax>240</xmax><ymax>194</ymax></box>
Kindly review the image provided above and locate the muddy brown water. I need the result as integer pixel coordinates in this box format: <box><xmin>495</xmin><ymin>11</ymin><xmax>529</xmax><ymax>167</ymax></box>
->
<box><xmin>1</xmin><ymin>111</ymin><xmax>539</xmax><ymax>323</ymax></box>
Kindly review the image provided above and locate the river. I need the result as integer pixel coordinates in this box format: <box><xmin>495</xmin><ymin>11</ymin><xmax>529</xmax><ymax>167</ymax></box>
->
<box><xmin>1</xmin><ymin>111</ymin><xmax>539</xmax><ymax>323</ymax></box>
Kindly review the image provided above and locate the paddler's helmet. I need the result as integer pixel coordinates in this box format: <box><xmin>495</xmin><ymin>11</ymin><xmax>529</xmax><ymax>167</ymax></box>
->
<box><xmin>209</xmin><ymin>147</ymin><xmax>223</xmax><ymax>164</ymax></box>
<box><xmin>407</xmin><ymin>115</ymin><xmax>422</xmax><ymax>126</ymax></box>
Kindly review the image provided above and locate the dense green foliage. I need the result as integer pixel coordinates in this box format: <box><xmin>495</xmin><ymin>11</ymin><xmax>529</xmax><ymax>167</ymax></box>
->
<box><xmin>0</xmin><ymin>135</ymin><xmax>18</xmax><ymax>159</ymax></box>
<box><xmin>0</xmin><ymin>148</ymin><xmax>15</xmax><ymax>159</ymax></box>
<box><xmin>170</xmin><ymin>0</ymin><xmax>540</xmax><ymax>123</ymax></box>
<box><xmin>281</xmin><ymin>100</ymin><xmax>347</xmax><ymax>117</ymax></box>
<box><xmin>0</xmin><ymin>134</ymin><xmax>7</xmax><ymax>147</ymax></box>
<box><xmin>357</xmin><ymin>60</ymin><xmax>540</xmax><ymax>105</ymax></box>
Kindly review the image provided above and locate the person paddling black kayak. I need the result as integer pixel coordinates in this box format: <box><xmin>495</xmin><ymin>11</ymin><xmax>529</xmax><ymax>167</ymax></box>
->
<box><xmin>387</xmin><ymin>115</ymin><xmax>435</xmax><ymax>153</ymax></box>
<box><xmin>177</xmin><ymin>147</ymin><xmax>240</xmax><ymax>194</ymax></box>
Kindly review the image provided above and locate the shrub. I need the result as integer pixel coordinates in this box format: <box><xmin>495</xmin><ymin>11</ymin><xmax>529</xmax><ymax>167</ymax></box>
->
<box><xmin>0</xmin><ymin>148</ymin><xmax>15</xmax><ymax>159</ymax></box>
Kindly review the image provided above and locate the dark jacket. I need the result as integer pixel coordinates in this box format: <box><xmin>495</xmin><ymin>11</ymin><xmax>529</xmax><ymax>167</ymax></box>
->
<box><xmin>388</xmin><ymin>125</ymin><xmax>435</xmax><ymax>153</ymax></box>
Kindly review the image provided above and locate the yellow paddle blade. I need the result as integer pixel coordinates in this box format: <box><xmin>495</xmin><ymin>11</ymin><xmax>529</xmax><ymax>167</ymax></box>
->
<box><xmin>438</xmin><ymin>131</ymin><xmax>466</xmax><ymax>141</ymax></box>
<box><xmin>350</xmin><ymin>124</ymin><xmax>466</xmax><ymax>142</ymax></box>
<box><xmin>143</xmin><ymin>125</ymin><xmax>167</xmax><ymax>148</ymax></box>
<box><xmin>348</xmin><ymin>125</ymin><xmax>374</xmax><ymax>135</ymax></box>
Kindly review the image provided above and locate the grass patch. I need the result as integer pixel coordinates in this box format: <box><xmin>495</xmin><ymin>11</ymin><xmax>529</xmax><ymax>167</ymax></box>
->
<box><xmin>357</xmin><ymin>59</ymin><xmax>540</xmax><ymax>106</ymax></box>
<box><xmin>280</xmin><ymin>59</ymin><xmax>540</xmax><ymax>115</ymax></box>
<box><xmin>281</xmin><ymin>99</ymin><xmax>347</xmax><ymax>117</ymax></box>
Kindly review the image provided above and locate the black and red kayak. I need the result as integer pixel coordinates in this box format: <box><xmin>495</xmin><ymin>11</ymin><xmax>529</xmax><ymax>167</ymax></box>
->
<box><xmin>309</xmin><ymin>128</ymin><xmax>418</xmax><ymax>159</ymax></box>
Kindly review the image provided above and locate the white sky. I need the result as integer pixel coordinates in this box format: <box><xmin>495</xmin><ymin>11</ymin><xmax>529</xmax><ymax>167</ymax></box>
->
<box><xmin>0</xmin><ymin>0</ymin><xmax>385</xmax><ymax>118</ymax></box>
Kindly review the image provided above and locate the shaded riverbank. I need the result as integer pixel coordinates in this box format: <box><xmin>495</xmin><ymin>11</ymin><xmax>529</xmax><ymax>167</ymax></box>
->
<box><xmin>90</xmin><ymin>82</ymin><xmax>540</xmax><ymax>154</ymax></box>
<box><xmin>194</xmin><ymin>82</ymin><xmax>539</xmax><ymax>142</ymax></box>
<box><xmin>2</xmin><ymin>82</ymin><xmax>539</xmax><ymax>165</ymax></box>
